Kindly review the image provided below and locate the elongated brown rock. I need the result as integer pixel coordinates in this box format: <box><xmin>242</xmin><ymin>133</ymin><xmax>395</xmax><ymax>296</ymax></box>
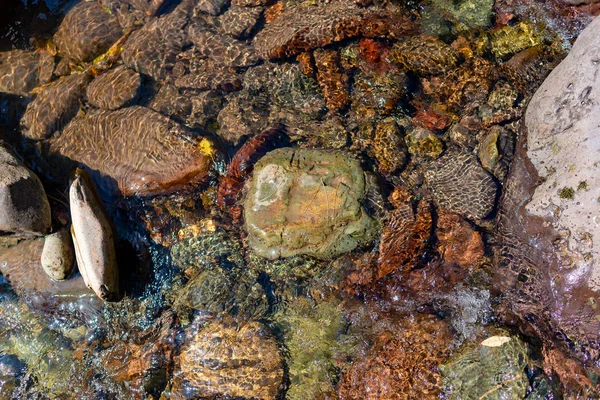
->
<box><xmin>47</xmin><ymin>106</ymin><xmax>216</xmax><ymax>196</ymax></box>
<box><xmin>70</xmin><ymin>169</ymin><xmax>119</xmax><ymax>301</ymax></box>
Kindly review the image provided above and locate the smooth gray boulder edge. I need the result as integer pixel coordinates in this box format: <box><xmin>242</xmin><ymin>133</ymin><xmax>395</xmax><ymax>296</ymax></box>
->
<box><xmin>0</xmin><ymin>144</ymin><xmax>51</xmax><ymax>237</ymax></box>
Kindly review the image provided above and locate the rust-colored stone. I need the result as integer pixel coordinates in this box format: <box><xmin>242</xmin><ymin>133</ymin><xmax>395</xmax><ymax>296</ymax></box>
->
<box><xmin>412</xmin><ymin>101</ymin><xmax>452</xmax><ymax>131</ymax></box>
<box><xmin>338</xmin><ymin>315</ymin><xmax>452</xmax><ymax>399</ymax></box>
<box><xmin>264</xmin><ymin>1</ymin><xmax>285</xmax><ymax>23</ymax></box>
<box><xmin>436</xmin><ymin>211</ymin><xmax>485</xmax><ymax>267</ymax></box>
<box><xmin>377</xmin><ymin>200</ymin><xmax>433</xmax><ymax>279</ymax></box>
<box><xmin>314</xmin><ymin>49</ymin><xmax>350</xmax><ymax>113</ymax></box>
<box><xmin>296</xmin><ymin>52</ymin><xmax>315</xmax><ymax>76</ymax></box>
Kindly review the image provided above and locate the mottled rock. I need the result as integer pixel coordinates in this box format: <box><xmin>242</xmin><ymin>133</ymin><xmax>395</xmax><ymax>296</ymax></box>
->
<box><xmin>378</xmin><ymin>201</ymin><xmax>432</xmax><ymax>279</ymax></box>
<box><xmin>176</xmin><ymin>318</ymin><xmax>283</xmax><ymax>399</ymax></box>
<box><xmin>338</xmin><ymin>315</ymin><xmax>452</xmax><ymax>399</ymax></box>
<box><xmin>244</xmin><ymin>148</ymin><xmax>377</xmax><ymax>259</ymax></box>
<box><xmin>86</xmin><ymin>66</ymin><xmax>141</xmax><ymax>110</ymax></box>
<box><xmin>372</xmin><ymin>118</ymin><xmax>408</xmax><ymax>175</ymax></box>
<box><xmin>0</xmin><ymin>50</ymin><xmax>54</xmax><ymax>96</ymax></box>
<box><xmin>232</xmin><ymin>0</ymin><xmax>272</xmax><ymax>6</ymax></box>
<box><xmin>351</xmin><ymin>69</ymin><xmax>407</xmax><ymax>118</ymax></box>
<box><xmin>47</xmin><ymin>106</ymin><xmax>216</xmax><ymax>196</ymax></box>
<box><xmin>194</xmin><ymin>0</ymin><xmax>230</xmax><ymax>15</ymax></box>
<box><xmin>187</xmin><ymin>24</ymin><xmax>259</xmax><ymax>67</ymax></box>
<box><xmin>440</xmin><ymin>334</ymin><xmax>529</xmax><ymax>399</ymax></box>
<box><xmin>254</xmin><ymin>0</ymin><xmax>414</xmax><ymax>59</ymax></box>
<box><xmin>53</xmin><ymin>1</ymin><xmax>123</xmax><ymax>63</ymax></box>
<box><xmin>0</xmin><ymin>145</ymin><xmax>51</xmax><ymax>236</ymax></box>
<box><xmin>41</xmin><ymin>230</ymin><xmax>75</xmax><ymax>281</ymax></box>
<box><xmin>70</xmin><ymin>169</ymin><xmax>119</xmax><ymax>302</ymax></box>
<box><xmin>490</xmin><ymin>21</ymin><xmax>543</xmax><ymax>60</ymax></box>
<box><xmin>426</xmin><ymin>152</ymin><xmax>497</xmax><ymax>220</ymax></box>
<box><xmin>313</xmin><ymin>49</ymin><xmax>350</xmax><ymax>113</ymax></box>
<box><xmin>436</xmin><ymin>212</ymin><xmax>484</xmax><ymax>267</ymax></box>
<box><xmin>391</xmin><ymin>34</ymin><xmax>459</xmax><ymax>76</ymax></box>
<box><xmin>478</xmin><ymin>125</ymin><xmax>515</xmax><ymax>180</ymax></box>
<box><xmin>21</xmin><ymin>72</ymin><xmax>92</xmax><ymax>140</ymax></box>
<box><xmin>217</xmin><ymin>5</ymin><xmax>262</xmax><ymax>39</ymax></box>
<box><xmin>405</xmin><ymin>126</ymin><xmax>444</xmax><ymax>159</ymax></box>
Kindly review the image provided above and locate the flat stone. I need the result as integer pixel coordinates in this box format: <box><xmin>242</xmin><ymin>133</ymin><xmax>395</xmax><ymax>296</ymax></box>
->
<box><xmin>21</xmin><ymin>72</ymin><xmax>92</xmax><ymax>140</ymax></box>
<box><xmin>46</xmin><ymin>106</ymin><xmax>216</xmax><ymax>196</ymax></box>
<box><xmin>53</xmin><ymin>1</ymin><xmax>123</xmax><ymax>63</ymax></box>
<box><xmin>244</xmin><ymin>148</ymin><xmax>377</xmax><ymax>259</ymax></box>
<box><xmin>0</xmin><ymin>145</ymin><xmax>51</xmax><ymax>237</ymax></box>
<box><xmin>86</xmin><ymin>66</ymin><xmax>141</xmax><ymax>110</ymax></box>
<box><xmin>0</xmin><ymin>50</ymin><xmax>54</xmax><ymax>96</ymax></box>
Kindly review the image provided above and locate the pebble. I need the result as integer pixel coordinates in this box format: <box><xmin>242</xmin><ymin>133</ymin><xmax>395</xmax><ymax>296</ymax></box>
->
<box><xmin>41</xmin><ymin>230</ymin><xmax>74</xmax><ymax>281</ymax></box>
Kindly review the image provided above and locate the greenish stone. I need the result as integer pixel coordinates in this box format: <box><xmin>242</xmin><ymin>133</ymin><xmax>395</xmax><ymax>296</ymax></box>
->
<box><xmin>406</xmin><ymin>127</ymin><xmax>444</xmax><ymax>159</ymax></box>
<box><xmin>440</xmin><ymin>334</ymin><xmax>530</xmax><ymax>399</ymax></box>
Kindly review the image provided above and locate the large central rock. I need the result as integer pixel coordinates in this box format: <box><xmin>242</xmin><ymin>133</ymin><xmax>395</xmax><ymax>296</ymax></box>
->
<box><xmin>244</xmin><ymin>148</ymin><xmax>377</xmax><ymax>260</ymax></box>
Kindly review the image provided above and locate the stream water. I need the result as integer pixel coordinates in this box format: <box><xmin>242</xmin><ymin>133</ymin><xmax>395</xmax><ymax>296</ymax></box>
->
<box><xmin>0</xmin><ymin>0</ymin><xmax>599</xmax><ymax>398</ymax></box>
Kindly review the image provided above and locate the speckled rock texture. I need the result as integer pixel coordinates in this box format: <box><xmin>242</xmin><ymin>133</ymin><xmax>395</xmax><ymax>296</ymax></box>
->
<box><xmin>0</xmin><ymin>50</ymin><xmax>54</xmax><ymax>96</ymax></box>
<box><xmin>41</xmin><ymin>230</ymin><xmax>74</xmax><ymax>281</ymax></box>
<box><xmin>53</xmin><ymin>1</ymin><xmax>123</xmax><ymax>63</ymax></box>
<box><xmin>21</xmin><ymin>72</ymin><xmax>92</xmax><ymax>140</ymax></box>
<box><xmin>426</xmin><ymin>152</ymin><xmax>497</xmax><ymax>220</ymax></box>
<box><xmin>524</xmin><ymin>16</ymin><xmax>600</xmax><ymax>289</ymax></box>
<box><xmin>86</xmin><ymin>66</ymin><xmax>141</xmax><ymax>110</ymax></box>
<box><xmin>440</xmin><ymin>334</ymin><xmax>529</xmax><ymax>399</ymax></box>
<box><xmin>176</xmin><ymin>318</ymin><xmax>283</xmax><ymax>399</ymax></box>
<box><xmin>244</xmin><ymin>148</ymin><xmax>377</xmax><ymax>259</ymax></box>
<box><xmin>253</xmin><ymin>0</ymin><xmax>414</xmax><ymax>59</ymax></box>
<box><xmin>46</xmin><ymin>106</ymin><xmax>216</xmax><ymax>196</ymax></box>
<box><xmin>0</xmin><ymin>145</ymin><xmax>51</xmax><ymax>237</ymax></box>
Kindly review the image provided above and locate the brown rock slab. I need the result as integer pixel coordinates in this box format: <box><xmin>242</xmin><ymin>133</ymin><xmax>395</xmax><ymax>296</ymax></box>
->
<box><xmin>86</xmin><ymin>66</ymin><xmax>141</xmax><ymax>110</ymax></box>
<box><xmin>436</xmin><ymin>212</ymin><xmax>484</xmax><ymax>267</ymax></box>
<box><xmin>0</xmin><ymin>50</ymin><xmax>54</xmax><ymax>96</ymax></box>
<box><xmin>46</xmin><ymin>106</ymin><xmax>216</xmax><ymax>196</ymax></box>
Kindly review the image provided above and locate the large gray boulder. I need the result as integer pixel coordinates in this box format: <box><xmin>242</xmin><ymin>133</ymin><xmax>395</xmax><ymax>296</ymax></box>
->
<box><xmin>497</xmin><ymin>16</ymin><xmax>600</xmax><ymax>363</ymax></box>
<box><xmin>0</xmin><ymin>145</ymin><xmax>51</xmax><ymax>237</ymax></box>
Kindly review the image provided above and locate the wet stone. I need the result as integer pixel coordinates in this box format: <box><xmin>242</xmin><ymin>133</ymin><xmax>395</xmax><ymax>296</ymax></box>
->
<box><xmin>372</xmin><ymin>118</ymin><xmax>408</xmax><ymax>176</ymax></box>
<box><xmin>244</xmin><ymin>148</ymin><xmax>377</xmax><ymax>260</ymax></box>
<box><xmin>391</xmin><ymin>34</ymin><xmax>459</xmax><ymax>76</ymax></box>
<box><xmin>478</xmin><ymin>125</ymin><xmax>515</xmax><ymax>180</ymax></box>
<box><xmin>46</xmin><ymin>106</ymin><xmax>216</xmax><ymax>196</ymax></box>
<box><xmin>0</xmin><ymin>145</ymin><xmax>51</xmax><ymax>237</ymax></box>
<box><xmin>436</xmin><ymin>212</ymin><xmax>485</xmax><ymax>267</ymax></box>
<box><xmin>194</xmin><ymin>0</ymin><xmax>230</xmax><ymax>16</ymax></box>
<box><xmin>440</xmin><ymin>334</ymin><xmax>530</xmax><ymax>399</ymax></box>
<box><xmin>426</xmin><ymin>152</ymin><xmax>497</xmax><ymax>220</ymax></box>
<box><xmin>41</xmin><ymin>230</ymin><xmax>75</xmax><ymax>281</ymax></box>
<box><xmin>254</xmin><ymin>0</ymin><xmax>414</xmax><ymax>59</ymax></box>
<box><xmin>53</xmin><ymin>1</ymin><xmax>123</xmax><ymax>63</ymax></box>
<box><xmin>174</xmin><ymin>60</ymin><xmax>242</xmax><ymax>92</ymax></box>
<box><xmin>0</xmin><ymin>50</ymin><xmax>54</xmax><ymax>96</ymax></box>
<box><xmin>405</xmin><ymin>126</ymin><xmax>444</xmax><ymax>159</ymax></box>
<box><xmin>86</xmin><ymin>66</ymin><xmax>141</xmax><ymax>110</ymax></box>
<box><xmin>314</xmin><ymin>49</ymin><xmax>350</xmax><ymax>114</ymax></box>
<box><xmin>217</xmin><ymin>5</ymin><xmax>263</xmax><ymax>39</ymax></box>
<box><xmin>21</xmin><ymin>72</ymin><xmax>92</xmax><ymax>140</ymax></box>
<box><xmin>187</xmin><ymin>24</ymin><xmax>260</xmax><ymax>67</ymax></box>
<box><xmin>176</xmin><ymin>318</ymin><xmax>283</xmax><ymax>399</ymax></box>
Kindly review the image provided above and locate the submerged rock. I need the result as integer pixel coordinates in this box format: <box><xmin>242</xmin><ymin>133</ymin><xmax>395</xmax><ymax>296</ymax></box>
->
<box><xmin>53</xmin><ymin>1</ymin><xmax>123</xmax><ymax>63</ymax></box>
<box><xmin>244</xmin><ymin>148</ymin><xmax>377</xmax><ymax>260</ymax></box>
<box><xmin>217</xmin><ymin>5</ymin><xmax>262</xmax><ymax>39</ymax></box>
<box><xmin>21</xmin><ymin>72</ymin><xmax>92</xmax><ymax>140</ymax></box>
<box><xmin>0</xmin><ymin>145</ymin><xmax>51</xmax><ymax>237</ymax></box>
<box><xmin>338</xmin><ymin>315</ymin><xmax>453</xmax><ymax>399</ymax></box>
<box><xmin>41</xmin><ymin>230</ymin><xmax>74</xmax><ymax>281</ymax></box>
<box><xmin>187</xmin><ymin>24</ymin><xmax>259</xmax><ymax>67</ymax></box>
<box><xmin>391</xmin><ymin>34</ymin><xmax>459</xmax><ymax>76</ymax></box>
<box><xmin>86</xmin><ymin>65</ymin><xmax>141</xmax><ymax>110</ymax></box>
<box><xmin>436</xmin><ymin>212</ymin><xmax>484</xmax><ymax>268</ymax></box>
<box><xmin>440</xmin><ymin>334</ymin><xmax>530</xmax><ymax>399</ymax></box>
<box><xmin>253</xmin><ymin>0</ymin><xmax>414</xmax><ymax>59</ymax></box>
<box><xmin>176</xmin><ymin>318</ymin><xmax>283</xmax><ymax>399</ymax></box>
<box><xmin>69</xmin><ymin>169</ymin><xmax>119</xmax><ymax>301</ymax></box>
<box><xmin>426</xmin><ymin>152</ymin><xmax>497</xmax><ymax>220</ymax></box>
<box><xmin>0</xmin><ymin>50</ymin><xmax>54</xmax><ymax>96</ymax></box>
<box><xmin>47</xmin><ymin>106</ymin><xmax>216</xmax><ymax>196</ymax></box>
<box><xmin>314</xmin><ymin>49</ymin><xmax>350</xmax><ymax>113</ymax></box>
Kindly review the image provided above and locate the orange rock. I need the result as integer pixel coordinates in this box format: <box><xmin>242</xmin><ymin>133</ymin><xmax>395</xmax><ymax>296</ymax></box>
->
<box><xmin>436</xmin><ymin>212</ymin><xmax>485</xmax><ymax>267</ymax></box>
<box><xmin>377</xmin><ymin>201</ymin><xmax>432</xmax><ymax>279</ymax></box>
<box><xmin>265</xmin><ymin>1</ymin><xmax>285</xmax><ymax>23</ymax></box>
<box><xmin>412</xmin><ymin>101</ymin><xmax>452</xmax><ymax>131</ymax></box>
<box><xmin>296</xmin><ymin>52</ymin><xmax>315</xmax><ymax>76</ymax></box>
<box><xmin>338</xmin><ymin>315</ymin><xmax>452</xmax><ymax>399</ymax></box>
<box><xmin>314</xmin><ymin>49</ymin><xmax>350</xmax><ymax>113</ymax></box>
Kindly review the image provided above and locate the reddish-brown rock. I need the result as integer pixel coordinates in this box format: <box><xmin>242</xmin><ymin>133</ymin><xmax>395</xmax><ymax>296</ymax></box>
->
<box><xmin>436</xmin><ymin>212</ymin><xmax>485</xmax><ymax>267</ymax></box>
<box><xmin>338</xmin><ymin>315</ymin><xmax>452</xmax><ymax>399</ymax></box>
<box><xmin>314</xmin><ymin>49</ymin><xmax>350</xmax><ymax>113</ymax></box>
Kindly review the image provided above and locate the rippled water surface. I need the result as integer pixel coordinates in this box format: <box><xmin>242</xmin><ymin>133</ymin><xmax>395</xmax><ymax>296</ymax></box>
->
<box><xmin>1</xmin><ymin>0</ymin><xmax>600</xmax><ymax>398</ymax></box>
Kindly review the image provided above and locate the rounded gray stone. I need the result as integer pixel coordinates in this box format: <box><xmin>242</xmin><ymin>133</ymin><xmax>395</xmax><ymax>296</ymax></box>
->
<box><xmin>41</xmin><ymin>230</ymin><xmax>75</xmax><ymax>281</ymax></box>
